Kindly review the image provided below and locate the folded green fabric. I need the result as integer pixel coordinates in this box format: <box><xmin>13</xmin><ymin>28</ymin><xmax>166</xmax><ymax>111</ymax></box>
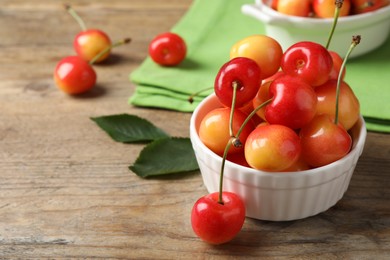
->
<box><xmin>129</xmin><ymin>0</ymin><xmax>390</xmax><ymax>133</ymax></box>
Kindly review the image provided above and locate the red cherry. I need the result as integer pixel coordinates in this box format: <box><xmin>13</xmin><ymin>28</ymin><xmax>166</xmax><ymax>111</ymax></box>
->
<box><xmin>54</xmin><ymin>56</ymin><xmax>96</xmax><ymax>95</ymax></box>
<box><xmin>149</xmin><ymin>32</ymin><xmax>186</xmax><ymax>66</ymax></box>
<box><xmin>300</xmin><ymin>114</ymin><xmax>352</xmax><ymax>168</ymax></box>
<box><xmin>265</xmin><ymin>75</ymin><xmax>318</xmax><ymax>129</ymax></box>
<box><xmin>351</xmin><ymin>0</ymin><xmax>387</xmax><ymax>14</ymax></box>
<box><xmin>74</xmin><ymin>29</ymin><xmax>112</xmax><ymax>63</ymax></box>
<box><xmin>191</xmin><ymin>192</ymin><xmax>245</xmax><ymax>245</ymax></box>
<box><xmin>281</xmin><ymin>41</ymin><xmax>333</xmax><ymax>87</ymax></box>
<box><xmin>214</xmin><ymin>57</ymin><xmax>261</xmax><ymax>108</ymax></box>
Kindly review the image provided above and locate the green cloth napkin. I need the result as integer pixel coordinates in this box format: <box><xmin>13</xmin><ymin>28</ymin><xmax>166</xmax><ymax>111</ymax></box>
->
<box><xmin>129</xmin><ymin>0</ymin><xmax>390</xmax><ymax>133</ymax></box>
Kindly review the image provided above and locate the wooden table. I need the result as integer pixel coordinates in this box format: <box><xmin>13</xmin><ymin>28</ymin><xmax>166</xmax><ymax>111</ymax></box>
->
<box><xmin>1</xmin><ymin>1</ymin><xmax>389</xmax><ymax>258</ymax></box>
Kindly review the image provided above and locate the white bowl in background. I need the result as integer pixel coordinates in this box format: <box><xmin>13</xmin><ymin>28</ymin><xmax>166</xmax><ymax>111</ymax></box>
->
<box><xmin>190</xmin><ymin>94</ymin><xmax>367</xmax><ymax>221</ymax></box>
<box><xmin>242</xmin><ymin>0</ymin><xmax>390</xmax><ymax>58</ymax></box>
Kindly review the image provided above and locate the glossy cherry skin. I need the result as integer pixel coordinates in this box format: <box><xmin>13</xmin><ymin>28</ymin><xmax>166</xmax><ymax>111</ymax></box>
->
<box><xmin>214</xmin><ymin>57</ymin><xmax>261</xmax><ymax>108</ymax></box>
<box><xmin>265</xmin><ymin>75</ymin><xmax>318</xmax><ymax>129</ymax></box>
<box><xmin>230</xmin><ymin>35</ymin><xmax>283</xmax><ymax>79</ymax></box>
<box><xmin>191</xmin><ymin>192</ymin><xmax>245</xmax><ymax>245</ymax></box>
<box><xmin>312</xmin><ymin>0</ymin><xmax>351</xmax><ymax>18</ymax></box>
<box><xmin>315</xmin><ymin>79</ymin><xmax>360</xmax><ymax>130</ymax></box>
<box><xmin>54</xmin><ymin>56</ymin><xmax>96</xmax><ymax>94</ymax></box>
<box><xmin>74</xmin><ymin>29</ymin><xmax>112</xmax><ymax>63</ymax></box>
<box><xmin>281</xmin><ymin>41</ymin><xmax>333</xmax><ymax>87</ymax></box>
<box><xmin>276</xmin><ymin>0</ymin><xmax>312</xmax><ymax>17</ymax></box>
<box><xmin>199</xmin><ymin>107</ymin><xmax>255</xmax><ymax>156</ymax></box>
<box><xmin>300</xmin><ymin>114</ymin><xmax>352</xmax><ymax>168</ymax></box>
<box><xmin>245</xmin><ymin>124</ymin><xmax>301</xmax><ymax>171</ymax></box>
<box><xmin>149</xmin><ymin>32</ymin><xmax>186</xmax><ymax>66</ymax></box>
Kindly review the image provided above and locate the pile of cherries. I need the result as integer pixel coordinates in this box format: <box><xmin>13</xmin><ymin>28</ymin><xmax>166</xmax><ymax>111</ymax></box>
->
<box><xmin>191</xmin><ymin>0</ymin><xmax>362</xmax><ymax>243</ymax></box>
<box><xmin>270</xmin><ymin>0</ymin><xmax>388</xmax><ymax>18</ymax></box>
<box><xmin>53</xmin><ymin>4</ymin><xmax>130</xmax><ymax>95</ymax></box>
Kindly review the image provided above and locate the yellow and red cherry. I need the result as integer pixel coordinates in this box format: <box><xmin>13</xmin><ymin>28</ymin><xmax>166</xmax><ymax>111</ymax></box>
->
<box><xmin>214</xmin><ymin>57</ymin><xmax>261</xmax><ymax>108</ymax></box>
<box><xmin>65</xmin><ymin>4</ymin><xmax>112</xmax><ymax>63</ymax></box>
<box><xmin>74</xmin><ymin>29</ymin><xmax>112</xmax><ymax>63</ymax></box>
<box><xmin>245</xmin><ymin>124</ymin><xmax>301</xmax><ymax>172</ymax></box>
<box><xmin>149</xmin><ymin>32</ymin><xmax>186</xmax><ymax>66</ymax></box>
<box><xmin>281</xmin><ymin>41</ymin><xmax>333</xmax><ymax>87</ymax></box>
<box><xmin>315</xmin><ymin>79</ymin><xmax>360</xmax><ymax>130</ymax></box>
<box><xmin>191</xmin><ymin>191</ymin><xmax>245</xmax><ymax>245</ymax></box>
<box><xmin>276</xmin><ymin>0</ymin><xmax>312</xmax><ymax>17</ymax></box>
<box><xmin>313</xmin><ymin>0</ymin><xmax>351</xmax><ymax>18</ymax></box>
<box><xmin>54</xmin><ymin>56</ymin><xmax>96</xmax><ymax>95</ymax></box>
<box><xmin>230</xmin><ymin>35</ymin><xmax>283</xmax><ymax>79</ymax></box>
<box><xmin>264</xmin><ymin>75</ymin><xmax>318</xmax><ymax>129</ymax></box>
<box><xmin>300</xmin><ymin>114</ymin><xmax>352</xmax><ymax>168</ymax></box>
<box><xmin>351</xmin><ymin>0</ymin><xmax>387</xmax><ymax>14</ymax></box>
<box><xmin>328</xmin><ymin>51</ymin><xmax>346</xmax><ymax>81</ymax></box>
<box><xmin>199</xmin><ymin>107</ymin><xmax>255</xmax><ymax>156</ymax></box>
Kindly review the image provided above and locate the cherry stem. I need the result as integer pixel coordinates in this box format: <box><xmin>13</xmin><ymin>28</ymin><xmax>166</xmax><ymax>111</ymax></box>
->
<box><xmin>325</xmin><ymin>0</ymin><xmax>343</xmax><ymax>49</ymax></box>
<box><xmin>188</xmin><ymin>86</ymin><xmax>213</xmax><ymax>104</ymax></box>
<box><xmin>217</xmin><ymin>82</ymin><xmax>238</xmax><ymax>204</ymax></box>
<box><xmin>64</xmin><ymin>3</ymin><xmax>87</xmax><ymax>31</ymax></box>
<box><xmin>89</xmin><ymin>38</ymin><xmax>131</xmax><ymax>65</ymax></box>
<box><xmin>335</xmin><ymin>35</ymin><xmax>361</xmax><ymax>125</ymax></box>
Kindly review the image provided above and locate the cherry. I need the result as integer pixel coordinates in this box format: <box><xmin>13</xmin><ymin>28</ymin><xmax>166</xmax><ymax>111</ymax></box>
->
<box><xmin>199</xmin><ymin>107</ymin><xmax>255</xmax><ymax>156</ymax></box>
<box><xmin>313</xmin><ymin>0</ymin><xmax>351</xmax><ymax>18</ymax></box>
<box><xmin>281</xmin><ymin>41</ymin><xmax>333</xmax><ymax>87</ymax></box>
<box><xmin>230</xmin><ymin>35</ymin><xmax>283</xmax><ymax>79</ymax></box>
<box><xmin>149</xmin><ymin>32</ymin><xmax>186</xmax><ymax>66</ymax></box>
<box><xmin>54</xmin><ymin>56</ymin><xmax>96</xmax><ymax>95</ymax></box>
<box><xmin>276</xmin><ymin>0</ymin><xmax>312</xmax><ymax>17</ymax></box>
<box><xmin>264</xmin><ymin>75</ymin><xmax>318</xmax><ymax>129</ymax></box>
<box><xmin>54</xmin><ymin>38</ymin><xmax>130</xmax><ymax>94</ymax></box>
<box><xmin>328</xmin><ymin>51</ymin><xmax>346</xmax><ymax>81</ymax></box>
<box><xmin>191</xmin><ymin>192</ymin><xmax>245</xmax><ymax>245</ymax></box>
<box><xmin>214</xmin><ymin>57</ymin><xmax>261</xmax><ymax>108</ymax></box>
<box><xmin>300</xmin><ymin>114</ymin><xmax>352</xmax><ymax>167</ymax></box>
<box><xmin>351</xmin><ymin>0</ymin><xmax>387</xmax><ymax>14</ymax></box>
<box><xmin>315</xmin><ymin>79</ymin><xmax>360</xmax><ymax>130</ymax></box>
<box><xmin>245</xmin><ymin>124</ymin><xmax>301</xmax><ymax>171</ymax></box>
<box><xmin>65</xmin><ymin>4</ymin><xmax>112</xmax><ymax>63</ymax></box>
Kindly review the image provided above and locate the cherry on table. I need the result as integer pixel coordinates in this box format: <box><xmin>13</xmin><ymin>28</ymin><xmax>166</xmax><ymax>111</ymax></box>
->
<box><xmin>65</xmin><ymin>4</ymin><xmax>112</xmax><ymax>63</ymax></box>
<box><xmin>191</xmin><ymin>192</ymin><xmax>245</xmax><ymax>245</ymax></box>
<box><xmin>148</xmin><ymin>32</ymin><xmax>187</xmax><ymax>66</ymax></box>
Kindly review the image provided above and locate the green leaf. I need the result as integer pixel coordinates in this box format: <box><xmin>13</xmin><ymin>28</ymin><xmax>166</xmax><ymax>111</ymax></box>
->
<box><xmin>91</xmin><ymin>114</ymin><xmax>169</xmax><ymax>143</ymax></box>
<box><xmin>129</xmin><ymin>137</ymin><xmax>199</xmax><ymax>178</ymax></box>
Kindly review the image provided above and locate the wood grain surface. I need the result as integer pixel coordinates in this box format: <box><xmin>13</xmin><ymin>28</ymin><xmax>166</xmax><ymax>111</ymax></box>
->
<box><xmin>0</xmin><ymin>0</ymin><xmax>389</xmax><ymax>258</ymax></box>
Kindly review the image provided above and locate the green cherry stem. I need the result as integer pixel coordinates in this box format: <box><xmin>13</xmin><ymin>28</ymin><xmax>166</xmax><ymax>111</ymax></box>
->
<box><xmin>335</xmin><ymin>35</ymin><xmax>361</xmax><ymax>124</ymax></box>
<box><xmin>88</xmin><ymin>38</ymin><xmax>131</xmax><ymax>65</ymax></box>
<box><xmin>64</xmin><ymin>3</ymin><xmax>87</xmax><ymax>31</ymax></box>
<box><xmin>325</xmin><ymin>0</ymin><xmax>343</xmax><ymax>49</ymax></box>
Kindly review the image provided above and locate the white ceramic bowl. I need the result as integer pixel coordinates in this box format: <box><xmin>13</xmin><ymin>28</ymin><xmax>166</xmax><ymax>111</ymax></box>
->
<box><xmin>242</xmin><ymin>0</ymin><xmax>390</xmax><ymax>58</ymax></box>
<box><xmin>190</xmin><ymin>94</ymin><xmax>367</xmax><ymax>221</ymax></box>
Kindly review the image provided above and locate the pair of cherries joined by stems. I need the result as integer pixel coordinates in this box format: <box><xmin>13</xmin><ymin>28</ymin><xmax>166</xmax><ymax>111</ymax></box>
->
<box><xmin>54</xmin><ymin>4</ymin><xmax>130</xmax><ymax>95</ymax></box>
<box><xmin>191</xmin><ymin>0</ymin><xmax>361</xmax><ymax>245</ymax></box>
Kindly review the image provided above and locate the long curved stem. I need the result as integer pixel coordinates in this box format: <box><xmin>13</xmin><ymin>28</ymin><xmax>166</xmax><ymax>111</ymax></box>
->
<box><xmin>335</xmin><ymin>35</ymin><xmax>360</xmax><ymax>124</ymax></box>
<box><xmin>325</xmin><ymin>0</ymin><xmax>343</xmax><ymax>49</ymax></box>
<box><xmin>64</xmin><ymin>4</ymin><xmax>87</xmax><ymax>31</ymax></box>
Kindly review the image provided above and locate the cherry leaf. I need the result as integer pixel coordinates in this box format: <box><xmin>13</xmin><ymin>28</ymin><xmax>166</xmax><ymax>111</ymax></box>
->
<box><xmin>91</xmin><ymin>114</ymin><xmax>169</xmax><ymax>143</ymax></box>
<box><xmin>129</xmin><ymin>137</ymin><xmax>199</xmax><ymax>178</ymax></box>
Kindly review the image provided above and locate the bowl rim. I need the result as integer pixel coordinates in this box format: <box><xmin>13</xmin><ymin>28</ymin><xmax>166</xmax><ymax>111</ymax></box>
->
<box><xmin>190</xmin><ymin>93</ymin><xmax>367</xmax><ymax>180</ymax></box>
<box><xmin>249</xmin><ymin>0</ymin><xmax>390</xmax><ymax>26</ymax></box>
